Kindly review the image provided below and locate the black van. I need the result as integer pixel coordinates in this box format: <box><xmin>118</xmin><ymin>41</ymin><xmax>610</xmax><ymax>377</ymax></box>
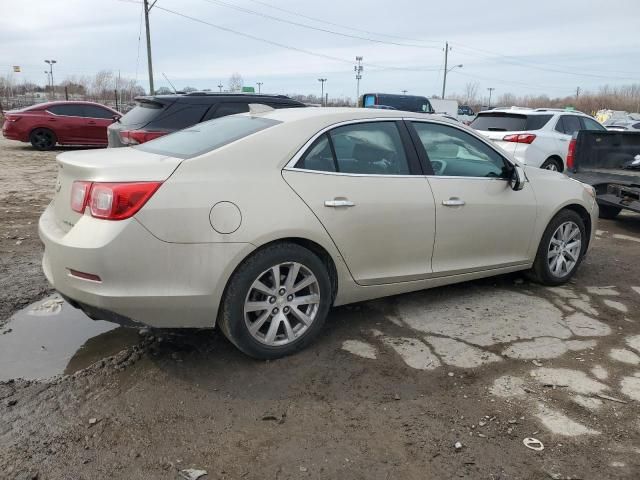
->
<box><xmin>107</xmin><ymin>92</ymin><xmax>305</xmax><ymax>147</ymax></box>
<box><xmin>359</xmin><ymin>93</ymin><xmax>434</xmax><ymax>114</ymax></box>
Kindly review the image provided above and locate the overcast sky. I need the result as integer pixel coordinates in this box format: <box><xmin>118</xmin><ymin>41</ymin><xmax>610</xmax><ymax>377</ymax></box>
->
<box><xmin>2</xmin><ymin>0</ymin><xmax>639</xmax><ymax>101</ymax></box>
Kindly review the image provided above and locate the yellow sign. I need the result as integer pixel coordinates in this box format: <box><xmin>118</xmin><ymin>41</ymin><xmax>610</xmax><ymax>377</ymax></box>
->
<box><xmin>12</xmin><ymin>66</ymin><xmax>20</xmax><ymax>72</ymax></box>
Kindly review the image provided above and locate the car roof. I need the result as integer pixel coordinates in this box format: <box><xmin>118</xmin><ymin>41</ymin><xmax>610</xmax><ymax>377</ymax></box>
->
<box><xmin>248</xmin><ymin>106</ymin><xmax>459</xmax><ymax>125</ymax></box>
<box><xmin>478</xmin><ymin>107</ymin><xmax>587</xmax><ymax>117</ymax></box>
<box><xmin>135</xmin><ymin>93</ymin><xmax>303</xmax><ymax>105</ymax></box>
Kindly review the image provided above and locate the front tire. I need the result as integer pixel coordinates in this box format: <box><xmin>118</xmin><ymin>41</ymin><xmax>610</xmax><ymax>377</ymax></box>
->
<box><xmin>529</xmin><ymin>210</ymin><xmax>586</xmax><ymax>286</ymax></box>
<box><xmin>218</xmin><ymin>243</ymin><xmax>332</xmax><ymax>359</ymax></box>
<box><xmin>30</xmin><ymin>128</ymin><xmax>57</xmax><ymax>150</ymax></box>
<box><xmin>541</xmin><ymin>157</ymin><xmax>562</xmax><ymax>172</ymax></box>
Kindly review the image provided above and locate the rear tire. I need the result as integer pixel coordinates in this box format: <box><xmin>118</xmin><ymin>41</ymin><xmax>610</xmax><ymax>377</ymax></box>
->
<box><xmin>598</xmin><ymin>204</ymin><xmax>622</xmax><ymax>220</ymax></box>
<box><xmin>29</xmin><ymin>128</ymin><xmax>57</xmax><ymax>151</ymax></box>
<box><xmin>541</xmin><ymin>157</ymin><xmax>562</xmax><ymax>172</ymax></box>
<box><xmin>218</xmin><ymin>242</ymin><xmax>332</xmax><ymax>359</ymax></box>
<box><xmin>528</xmin><ymin>209</ymin><xmax>586</xmax><ymax>286</ymax></box>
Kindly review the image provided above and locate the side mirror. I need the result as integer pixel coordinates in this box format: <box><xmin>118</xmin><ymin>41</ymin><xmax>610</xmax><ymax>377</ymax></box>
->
<box><xmin>510</xmin><ymin>164</ymin><xmax>526</xmax><ymax>191</ymax></box>
<box><xmin>112</xmin><ymin>114</ymin><xmax>122</xmax><ymax>123</ymax></box>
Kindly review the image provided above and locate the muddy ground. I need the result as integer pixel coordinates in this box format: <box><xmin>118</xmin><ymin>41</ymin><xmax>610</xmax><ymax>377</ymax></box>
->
<box><xmin>1</xmin><ymin>136</ymin><xmax>639</xmax><ymax>480</ymax></box>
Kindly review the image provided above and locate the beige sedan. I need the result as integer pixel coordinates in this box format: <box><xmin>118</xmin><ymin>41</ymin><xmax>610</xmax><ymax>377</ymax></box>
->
<box><xmin>39</xmin><ymin>107</ymin><xmax>598</xmax><ymax>358</ymax></box>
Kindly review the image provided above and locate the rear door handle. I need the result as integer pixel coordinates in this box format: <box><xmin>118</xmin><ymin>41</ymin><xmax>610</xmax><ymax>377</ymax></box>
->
<box><xmin>324</xmin><ymin>199</ymin><xmax>355</xmax><ymax>207</ymax></box>
<box><xmin>442</xmin><ymin>198</ymin><xmax>465</xmax><ymax>207</ymax></box>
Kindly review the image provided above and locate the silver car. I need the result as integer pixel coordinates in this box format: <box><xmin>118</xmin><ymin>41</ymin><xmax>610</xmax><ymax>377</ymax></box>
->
<box><xmin>39</xmin><ymin>107</ymin><xmax>598</xmax><ymax>358</ymax></box>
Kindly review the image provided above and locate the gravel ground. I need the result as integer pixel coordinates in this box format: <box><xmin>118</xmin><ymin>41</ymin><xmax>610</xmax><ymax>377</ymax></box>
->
<box><xmin>1</xmin><ymin>136</ymin><xmax>640</xmax><ymax>479</ymax></box>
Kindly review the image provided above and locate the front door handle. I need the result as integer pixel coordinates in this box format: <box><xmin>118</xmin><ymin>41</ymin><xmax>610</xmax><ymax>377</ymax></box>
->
<box><xmin>442</xmin><ymin>198</ymin><xmax>465</xmax><ymax>207</ymax></box>
<box><xmin>324</xmin><ymin>199</ymin><xmax>355</xmax><ymax>207</ymax></box>
<box><xmin>87</xmin><ymin>121</ymin><xmax>96</xmax><ymax>125</ymax></box>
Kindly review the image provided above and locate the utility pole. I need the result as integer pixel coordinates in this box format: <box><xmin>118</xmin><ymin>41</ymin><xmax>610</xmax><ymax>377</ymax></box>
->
<box><xmin>487</xmin><ymin>87</ymin><xmax>495</xmax><ymax>108</ymax></box>
<box><xmin>318</xmin><ymin>78</ymin><xmax>327</xmax><ymax>106</ymax></box>
<box><xmin>401</xmin><ymin>90</ymin><xmax>408</xmax><ymax>95</ymax></box>
<box><xmin>44</xmin><ymin>60</ymin><xmax>56</xmax><ymax>98</ymax></box>
<box><xmin>218</xmin><ymin>83</ymin><xmax>223</xmax><ymax>92</ymax></box>
<box><xmin>143</xmin><ymin>0</ymin><xmax>156</xmax><ymax>95</ymax></box>
<box><xmin>441</xmin><ymin>42</ymin><xmax>451</xmax><ymax>99</ymax></box>
<box><xmin>354</xmin><ymin>56</ymin><xmax>363</xmax><ymax>104</ymax></box>
<box><xmin>575</xmin><ymin>86</ymin><xmax>581</xmax><ymax>100</ymax></box>
<box><xmin>257</xmin><ymin>82</ymin><xmax>263</xmax><ymax>94</ymax></box>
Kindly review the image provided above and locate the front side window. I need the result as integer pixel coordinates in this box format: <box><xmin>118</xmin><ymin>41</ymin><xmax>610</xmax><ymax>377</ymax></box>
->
<box><xmin>412</xmin><ymin>122</ymin><xmax>509</xmax><ymax>178</ymax></box>
<box><xmin>136</xmin><ymin>115</ymin><xmax>280</xmax><ymax>159</ymax></box>
<box><xmin>581</xmin><ymin>117</ymin><xmax>606</xmax><ymax>131</ymax></box>
<box><xmin>83</xmin><ymin>105</ymin><xmax>113</xmax><ymax>119</ymax></box>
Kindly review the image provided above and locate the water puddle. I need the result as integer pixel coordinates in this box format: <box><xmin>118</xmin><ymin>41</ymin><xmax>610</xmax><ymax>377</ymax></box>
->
<box><xmin>0</xmin><ymin>295</ymin><xmax>140</xmax><ymax>381</ymax></box>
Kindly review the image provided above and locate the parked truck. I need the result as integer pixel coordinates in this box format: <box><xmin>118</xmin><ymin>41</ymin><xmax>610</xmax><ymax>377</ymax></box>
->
<box><xmin>567</xmin><ymin>130</ymin><xmax>640</xmax><ymax>219</ymax></box>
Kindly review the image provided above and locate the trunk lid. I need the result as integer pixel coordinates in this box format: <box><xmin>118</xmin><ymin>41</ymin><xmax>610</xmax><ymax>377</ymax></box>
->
<box><xmin>52</xmin><ymin>147</ymin><xmax>181</xmax><ymax>231</ymax></box>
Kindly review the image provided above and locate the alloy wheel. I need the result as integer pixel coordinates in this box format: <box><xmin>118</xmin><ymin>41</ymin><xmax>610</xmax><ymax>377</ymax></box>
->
<box><xmin>544</xmin><ymin>162</ymin><xmax>559</xmax><ymax>171</ymax></box>
<box><xmin>244</xmin><ymin>262</ymin><xmax>320</xmax><ymax>346</ymax></box>
<box><xmin>547</xmin><ymin>221</ymin><xmax>581</xmax><ymax>278</ymax></box>
<box><xmin>32</xmin><ymin>130</ymin><xmax>54</xmax><ymax>149</ymax></box>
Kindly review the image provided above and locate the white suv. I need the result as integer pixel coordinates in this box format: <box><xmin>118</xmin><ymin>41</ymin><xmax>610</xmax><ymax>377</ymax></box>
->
<box><xmin>470</xmin><ymin>108</ymin><xmax>606</xmax><ymax>171</ymax></box>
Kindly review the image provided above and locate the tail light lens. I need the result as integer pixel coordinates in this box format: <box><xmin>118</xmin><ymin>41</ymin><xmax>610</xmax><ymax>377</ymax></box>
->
<box><xmin>4</xmin><ymin>115</ymin><xmax>20</xmax><ymax>122</ymax></box>
<box><xmin>70</xmin><ymin>181</ymin><xmax>92</xmax><ymax>213</ymax></box>
<box><xmin>503</xmin><ymin>133</ymin><xmax>537</xmax><ymax>144</ymax></box>
<box><xmin>566</xmin><ymin>138</ymin><xmax>577</xmax><ymax>170</ymax></box>
<box><xmin>71</xmin><ymin>182</ymin><xmax>162</xmax><ymax>220</ymax></box>
<box><xmin>118</xmin><ymin>129</ymin><xmax>167</xmax><ymax>145</ymax></box>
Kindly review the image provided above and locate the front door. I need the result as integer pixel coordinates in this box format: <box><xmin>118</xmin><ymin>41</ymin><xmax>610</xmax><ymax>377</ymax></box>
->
<box><xmin>283</xmin><ymin>120</ymin><xmax>436</xmax><ymax>285</ymax></box>
<box><xmin>409</xmin><ymin>120</ymin><xmax>538</xmax><ymax>275</ymax></box>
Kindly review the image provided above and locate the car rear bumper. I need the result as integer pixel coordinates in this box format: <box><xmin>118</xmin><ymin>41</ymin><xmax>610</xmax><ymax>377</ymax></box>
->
<box><xmin>2</xmin><ymin>122</ymin><xmax>26</xmax><ymax>141</ymax></box>
<box><xmin>39</xmin><ymin>204</ymin><xmax>254</xmax><ymax>328</ymax></box>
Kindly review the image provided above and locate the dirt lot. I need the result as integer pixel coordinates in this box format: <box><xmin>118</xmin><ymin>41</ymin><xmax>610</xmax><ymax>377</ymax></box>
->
<box><xmin>1</xmin><ymin>136</ymin><xmax>640</xmax><ymax>480</ymax></box>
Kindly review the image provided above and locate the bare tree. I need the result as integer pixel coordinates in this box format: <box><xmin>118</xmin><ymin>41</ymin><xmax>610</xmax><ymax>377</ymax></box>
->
<box><xmin>463</xmin><ymin>82</ymin><xmax>479</xmax><ymax>105</ymax></box>
<box><xmin>228</xmin><ymin>73</ymin><xmax>243</xmax><ymax>93</ymax></box>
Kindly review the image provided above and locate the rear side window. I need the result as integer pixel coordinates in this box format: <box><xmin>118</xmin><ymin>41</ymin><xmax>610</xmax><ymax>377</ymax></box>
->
<box><xmin>120</xmin><ymin>101</ymin><xmax>166</xmax><ymax>127</ymax></box>
<box><xmin>470</xmin><ymin>113</ymin><xmax>551</xmax><ymax>131</ymax></box>
<box><xmin>556</xmin><ymin>115</ymin><xmax>581</xmax><ymax>135</ymax></box>
<box><xmin>203</xmin><ymin>102</ymin><xmax>249</xmax><ymax>121</ymax></box>
<box><xmin>135</xmin><ymin>115</ymin><xmax>281</xmax><ymax>159</ymax></box>
<box><xmin>295</xmin><ymin>122</ymin><xmax>410</xmax><ymax>175</ymax></box>
<box><xmin>147</xmin><ymin>104</ymin><xmax>208</xmax><ymax>130</ymax></box>
<box><xmin>48</xmin><ymin>105</ymin><xmax>85</xmax><ymax>117</ymax></box>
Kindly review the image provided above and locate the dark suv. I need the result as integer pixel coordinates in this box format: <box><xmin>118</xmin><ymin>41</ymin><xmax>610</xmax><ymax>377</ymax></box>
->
<box><xmin>107</xmin><ymin>92</ymin><xmax>305</xmax><ymax>147</ymax></box>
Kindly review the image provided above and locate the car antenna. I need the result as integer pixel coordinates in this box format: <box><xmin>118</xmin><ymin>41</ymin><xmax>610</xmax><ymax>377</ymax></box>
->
<box><xmin>162</xmin><ymin>72</ymin><xmax>178</xmax><ymax>94</ymax></box>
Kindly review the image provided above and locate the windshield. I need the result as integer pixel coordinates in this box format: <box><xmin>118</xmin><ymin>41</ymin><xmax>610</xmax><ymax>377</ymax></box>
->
<box><xmin>365</xmin><ymin>94</ymin><xmax>433</xmax><ymax>113</ymax></box>
<box><xmin>135</xmin><ymin>115</ymin><xmax>281</xmax><ymax>159</ymax></box>
<box><xmin>119</xmin><ymin>100</ymin><xmax>166</xmax><ymax>127</ymax></box>
<box><xmin>470</xmin><ymin>113</ymin><xmax>552</xmax><ymax>132</ymax></box>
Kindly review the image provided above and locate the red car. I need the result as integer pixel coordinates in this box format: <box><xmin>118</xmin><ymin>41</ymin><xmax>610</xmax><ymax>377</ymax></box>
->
<box><xmin>2</xmin><ymin>101</ymin><xmax>120</xmax><ymax>150</ymax></box>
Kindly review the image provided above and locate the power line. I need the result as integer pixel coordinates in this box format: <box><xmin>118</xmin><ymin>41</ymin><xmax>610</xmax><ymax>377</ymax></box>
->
<box><xmin>200</xmin><ymin>0</ymin><xmax>439</xmax><ymax>49</ymax></box>
<box><xmin>148</xmin><ymin>4</ymin><xmax>441</xmax><ymax>73</ymax></box>
<box><xmin>453</xmin><ymin>43</ymin><xmax>640</xmax><ymax>81</ymax></box>
<box><xmin>244</xmin><ymin>0</ymin><xmax>441</xmax><ymax>45</ymax></box>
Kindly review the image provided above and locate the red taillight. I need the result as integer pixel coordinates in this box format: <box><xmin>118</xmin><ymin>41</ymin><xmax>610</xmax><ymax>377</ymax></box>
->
<box><xmin>70</xmin><ymin>181</ymin><xmax>162</xmax><ymax>220</ymax></box>
<box><xmin>566</xmin><ymin>138</ymin><xmax>576</xmax><ymax>170</ymax></box>
<box><xmin>118</xmin><ymin>129</ymin><xmax>167</xmax><ymax>145</ymax></box>
<box><xmin>503</xmin><ymin>133</ymin><xmax>537</xmax><ymax>144</ymax></box>
<box><xmin>70</xmin><ymin>181</ymin><xmax>92</xmax><ymax>213</ymax></box>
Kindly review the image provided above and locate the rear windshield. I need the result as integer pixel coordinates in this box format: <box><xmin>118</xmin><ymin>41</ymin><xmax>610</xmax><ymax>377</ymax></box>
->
<box><xmin>119</xmin><ymin>101</ymin><xmax>166</xmax><ymax>127</ymax></box>
<box><xmin>365</xmin><ymin>94</ymin><xmax>433</xmax><ymax>113</ymax></box>
<box><xmin>135</xmin><ymin>115</ymin><xmax>281</xmax><ymax>159</ymax></box>
<box><xmin>470</xmin><ymin>113</ymin><xmax>552</xmax><ymax>132</ymax></box>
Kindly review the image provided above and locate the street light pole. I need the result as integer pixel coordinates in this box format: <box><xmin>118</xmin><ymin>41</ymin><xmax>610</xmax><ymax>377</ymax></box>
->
<box><xmin>257</xmin><ymin>82</ymin><xmax>263</xmax><ymax>94</ymax></box>
<box><xmin>487</xmin><ymin>87</ymin><xmax>495</xmax><ymax>108</ymax></box>
<box><xmin>442</xmin><ymin>63</ymin><xmax>463</xmax><ymax>99</ymax></box>
<box><xmin>218</xmin><ymin>83</ymin><xmax>223</xmax><ymax>92</ymax></box>
<box><xmin>354</xmin><ymin>56</ymin><xmax>363</xmax><ymax>105</ymax></box>
<box><xmin>401</xmin><ymin>90</ymin><xmax>408</xmax><ymax>95</ymax></box>
<box><xmin>143</xmin><ymin>0</ymin><xmax>156</xmax><ymax>95</ymax></box>
<box><xmin>318</xmin><ymin>78</ymin><xmax>327</xmax><ymax>106</ymax></box>
<box><xmin>45</xmin><ymin>60</ymin><xmax>56</xmax><ymax>97</ymax></box>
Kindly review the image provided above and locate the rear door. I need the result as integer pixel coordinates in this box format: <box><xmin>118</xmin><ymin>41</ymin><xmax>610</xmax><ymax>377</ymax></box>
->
<box><xmin>283</xmin><ymin>120</ymin><xmax>436</xmax><ymax>285</ymax></box>
<box><xmin>46</xmin><ymin>105</ymin><xmax>87</xmax><ymax>143</ymax></box>
<box><xmin>554</xmin><ymin>115</ymin><xmax>582</xmax><ymax>159</ymax></box>
<box><xmin>409</xmin><ymin>120</ymin><xmax>537</xmax><ymax>274</ymax></box>
<box><xmin>81</xmin><ymin>105</ymin><xmax>115</xmax><ymax>144</ymax></box>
